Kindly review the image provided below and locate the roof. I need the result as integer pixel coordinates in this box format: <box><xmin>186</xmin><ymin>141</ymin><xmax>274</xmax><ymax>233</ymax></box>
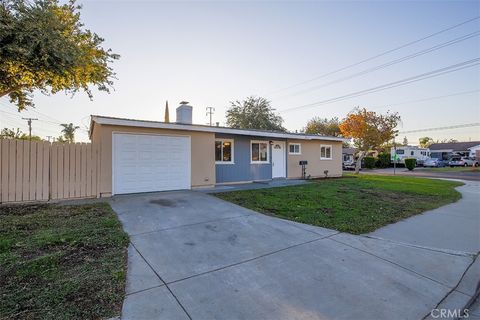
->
<box><xmin>428</xmin><ymin>141</ymin><xmax>480</xmax><ymax>152</ymax></box>
<box><xmin>342</xmin><ymin>147</ymin><xmax>357</xmax><ymax>154</ymax></box>
<box><xmin>90</xmin><ymin>115</ymin><xmax>346</xmax><ymax>142</ymax></box>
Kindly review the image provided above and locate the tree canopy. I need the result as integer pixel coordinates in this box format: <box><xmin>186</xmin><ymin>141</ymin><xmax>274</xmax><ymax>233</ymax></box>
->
<box><xmin>0</xmin><ymin>0</ymin><xmax>119</xmax><ymax>110</ymax></box>
<box><xmin>226</xmin><ymin>96</ymin><xmax>285</xmax><ymax>131</ymax></box>
<box><xmin>59</xmin><ymin>123</ymin><xmax>79</xmax><ymax>143</ymax></box>
<box><xmin>304</xmin><ymin>117</ymin><xmax>342</xmax><ymax>137</ymax></box>
<box><xmin>340</xmin><ymin>108</ymin><xmax>400</xmax><ymax>173</ymax></box>
<box><xmin>0</xmin><ymin>127</ymin><xmax>42</xmax><ymax>140</ymax></box>
<box><xmin>418</xmin><ymin>136</ymin><xmax>433</xmax><ymax>148</ymax></box>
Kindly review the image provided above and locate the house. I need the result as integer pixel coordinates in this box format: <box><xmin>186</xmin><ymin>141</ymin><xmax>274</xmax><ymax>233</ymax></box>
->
<box><xmin>468</xmin><ymin>144</ymin><xmax>480</xmax><ymax>159</ymax></box>
<box><xmin>429</xmin><ymin>141</ymin><xmax>480</xmax><ymax>160</ymax></box>
<box><xmin>89</xmin><ymin>102</ymin><xmax>345</xmax><ymax>196</ymax></box>
<box><xmin>342</xmin><ymin>147</ymin><xmax>357</xmax><ymax>164</ymax></box>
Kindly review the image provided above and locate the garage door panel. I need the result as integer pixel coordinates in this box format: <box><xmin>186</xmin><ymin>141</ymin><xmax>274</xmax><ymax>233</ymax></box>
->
<box><xmin>113</xmin><ymin>134</ymin><xmax>191</xmax><ymax>194</ymax></box>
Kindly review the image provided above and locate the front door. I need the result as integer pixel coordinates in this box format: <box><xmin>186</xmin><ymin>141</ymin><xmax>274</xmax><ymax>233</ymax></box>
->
<box><xmin>271</xmin><ymin>141</ymin><xmax>286</xmax><ymax>178</ymax></box>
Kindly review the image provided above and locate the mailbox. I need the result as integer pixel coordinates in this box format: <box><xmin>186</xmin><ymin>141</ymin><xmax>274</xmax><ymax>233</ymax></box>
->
<box><xmin>299</xmin><ymin>160</ymin><xmax>308</xmax><ymax>179</ymax></box>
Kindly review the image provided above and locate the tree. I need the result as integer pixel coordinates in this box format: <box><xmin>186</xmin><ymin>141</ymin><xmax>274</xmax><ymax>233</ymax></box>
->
<box><xmin>1</xmin><ymin>127</ymin><xmax>23</xmax><ymax>139</ymax></box>
<box><xmin>60</xmin><ymin>123</ymin><xmax>79</xmax><ymax>143</ymax></box>
<box><xmin>0</xmin><ymin>0</ymin><xmax>119</xmax><ymax>110</ymax></box>
<box><xmin>304</xmin><ymin>117</ymin><xmax>342</xmax><ymax>137</ymax></box>
<box><xmin>402</xmin><ymin>136</ymin><xmax>408</xmax><ymax>146</ymax></box>
<box><xmin>418</xmin><ymin>137</ymin><xmax>433</xmax><ymax>148</ymax></box>
<box><xmin>339</xmin><ymin>108</ymin><xmax>401</xmax><ymax>173</ymax></box>
<box><xmin>0</xmin><ymin>127</ymin><xmax>42</xmax><ymax>140</ymax></box>
<box><xmin>226</xmin><ymin>96</ymin><xmax>285</xmax><ymax>131</ymax></box>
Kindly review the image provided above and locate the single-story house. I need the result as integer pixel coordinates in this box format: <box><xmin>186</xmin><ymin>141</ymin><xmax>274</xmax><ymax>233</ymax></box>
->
<box><xmin>468</xmin><ymin>144</ymin><xmax>480</xmax><ymax>159</ymax></box>
<box><xmin>429</xmin><ymin>141</ymin><xmax>480</xmax><ymax>160</ymax></box>
<box><xmin>342</xmin><ymin>147</ymin><xmax>357</xmax><ymax>164</ymax></box>
<box><xmin>89</xmin><ymin>103</ymin><xmax>345</xmax><ymax>196</ymax></box>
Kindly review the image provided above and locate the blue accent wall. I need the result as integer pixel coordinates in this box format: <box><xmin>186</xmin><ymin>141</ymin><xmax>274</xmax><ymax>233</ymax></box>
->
<box><xmin>215</xmin><ymin>134</ymin><xmax>274</xmax><ymax>183</ymax></box>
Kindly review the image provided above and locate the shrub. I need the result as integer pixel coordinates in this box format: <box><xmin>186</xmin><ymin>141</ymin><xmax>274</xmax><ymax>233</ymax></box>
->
<box><xmin>364</xmin><ymin>157</ymin><xmax>376</xmax><ymax>169</ymax></box>
<box><xmin>405</xmin><ymin>158</ymin><xmax>416</xmax><ymax>171</ymax></box>
<box><xmin>376</xmin><ymin>153</ymin><xmax>391</xmax><ymax>168</ymax></box>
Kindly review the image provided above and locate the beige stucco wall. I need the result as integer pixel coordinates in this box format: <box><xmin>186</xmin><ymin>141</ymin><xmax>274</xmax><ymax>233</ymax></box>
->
<box><xmin>91</xmin><ymin>123</ymin><xmax>215</xmax><ymax>196</ymax></box>
<box><xmin>287</xmin><ymin>139</ymin><xmax>342</xmax><ymax>179</ymax></box>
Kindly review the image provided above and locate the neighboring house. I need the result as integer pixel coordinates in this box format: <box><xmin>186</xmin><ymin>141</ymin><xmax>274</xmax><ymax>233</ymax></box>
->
<box><xmin>342</xmin><ymin>147</ymin><xmax>357</xmax><ymax>164</ymax></box>
<box><xmin>468</xmin><ymin>144</ymin><xmax>480</xmax><ymax>159</ymax></box>
<box><xmin>429</xmin><ymin>141</ymin><xmax>480</xmax><ymax>160</ymax></box>
<box><xmin>89</xmin><ymin>103</ymin><xmax>345</xmax><ymax>196</ymax></box>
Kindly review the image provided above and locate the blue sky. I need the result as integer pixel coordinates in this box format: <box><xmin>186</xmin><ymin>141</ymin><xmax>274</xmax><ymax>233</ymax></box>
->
<box><xmin>0</xmin><ymin>0</ymin><xmax>479</xmax><ymax>143</ymax></box>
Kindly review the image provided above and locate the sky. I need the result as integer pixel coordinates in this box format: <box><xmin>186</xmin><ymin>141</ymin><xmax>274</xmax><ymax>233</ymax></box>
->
<box><xmin>0</xmin><ymin>0</ymin><xmax>479</xmax><ymax>144</ymax></box>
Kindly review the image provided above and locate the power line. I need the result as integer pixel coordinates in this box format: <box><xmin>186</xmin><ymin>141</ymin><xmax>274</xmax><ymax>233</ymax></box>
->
<box><xmin>399</xmin><ymin>123</ymin><xmax>480</xmax><ymax>134</ymax></box>
<box><xmin>265</xmin><ymin>16</ymin><xmax>480</xmax><ymax>96</ymax></box>
<box><xmin>280</xmin><ymin>58</ymin><xmax>480</xmax><ymax>113</ymax></box>
<box><xmin>369</xmin><ymin>89</ymin><xmax>480</xmax><ymax>110</ymax></box>
<box><xmin>276</xmin><ymin>31</ymin><xmax>480</xmax><ymax>99</ymax></box>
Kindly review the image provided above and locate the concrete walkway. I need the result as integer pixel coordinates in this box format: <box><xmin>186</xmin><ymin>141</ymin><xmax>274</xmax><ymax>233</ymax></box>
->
<box><xmin>110</xmin><ymin>180</ymin><xmax>479</xmax><ymax>320</ymax></box>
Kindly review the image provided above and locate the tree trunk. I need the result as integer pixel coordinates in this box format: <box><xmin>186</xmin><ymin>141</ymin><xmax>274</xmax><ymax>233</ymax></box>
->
<box><xmin>355</xmin><ymin>151</ymin><xmax>366</xmax><ymax>174</ymax></box>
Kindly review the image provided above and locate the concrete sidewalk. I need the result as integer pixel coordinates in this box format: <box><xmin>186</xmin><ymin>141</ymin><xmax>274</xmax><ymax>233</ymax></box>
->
<box><xmin>110</xmin><ymin>180</ymin><xmax>479</xmax><ymax>320</ymax></box>
<box><xmin>368</xmin><ymin>180</ymin><xmax>480</xmax><ymax>254</ymax></box>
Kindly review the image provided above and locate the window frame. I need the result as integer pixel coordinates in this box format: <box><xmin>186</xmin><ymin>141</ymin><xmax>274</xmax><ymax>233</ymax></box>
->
<box><xmin>320</xmin><ymin>144</ymin><xmax>333</xmax><ymax>160</ymax></box>
<box><xmin>250</xmin><ymin>140</ymin><xmax>270</xmax><ymax>164</ymax></box>
<box><xmin>215</xmin><ymin>139</ymin><xmax>235</xmax><ymax>164</ymax></box>
<box><xmin>288</xmin><ymin>143</ymin><xmax>302</xmax><ymax>155</ymax></box>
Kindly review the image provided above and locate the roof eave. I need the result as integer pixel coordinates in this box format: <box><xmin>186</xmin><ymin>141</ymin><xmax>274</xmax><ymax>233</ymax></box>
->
<box><xmin>90</xmin><ymin>115</ymin><xmax>346</xmax><ymax>142</ymax></box>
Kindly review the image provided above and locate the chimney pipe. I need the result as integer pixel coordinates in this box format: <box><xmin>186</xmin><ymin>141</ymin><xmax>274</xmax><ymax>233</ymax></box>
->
<box><xmin>176</xmin><ymin>101</ymin><xmax>193</xmax><ymax>124</ymax></box>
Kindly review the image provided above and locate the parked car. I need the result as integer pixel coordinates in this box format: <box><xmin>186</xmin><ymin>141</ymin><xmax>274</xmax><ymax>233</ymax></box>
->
<box><xmin>448</xmin><ymin>157</ymin><xmax>479</xmax><ymax>167</ymax></box>
<box><xmin>423</xmin><ymin>158</ymin><xmax>446</xmax><ymax>168</ymax></box>
<box><xmin>343</xmin><ymin>160</ymin><xmax>358</xmax><ymax>171</ymax></box>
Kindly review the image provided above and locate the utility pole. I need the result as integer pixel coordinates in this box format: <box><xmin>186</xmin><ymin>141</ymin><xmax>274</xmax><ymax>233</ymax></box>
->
<box><xmin>22</xmin><ymin>118</ymin><xmax>38</xmax><ymax>141</ymax></box>
<box><xmin>46</xmin><ymin>136</ymin><xmax>53</xmax><ymax>142</ymax></box>
<box><xmin>206</xmin><ymin>107</ymin><xmax>215</xmax><ymax>126</ymax></box>
<box><xmin>393</xmin><ymin>138</ymin><xmax>397</xmax><ymax>175</ymax></box>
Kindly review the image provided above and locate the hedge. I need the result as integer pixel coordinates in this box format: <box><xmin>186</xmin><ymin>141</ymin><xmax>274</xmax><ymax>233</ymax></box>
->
<box><xmin>405</xmin><ymin>158</ymin><xmax>416</xmax><ymax>171</ymax></box>
<box><xmin>364</xmin><ymin>157</ymin><xmax>376</xmax><ymax>169</ymax></box>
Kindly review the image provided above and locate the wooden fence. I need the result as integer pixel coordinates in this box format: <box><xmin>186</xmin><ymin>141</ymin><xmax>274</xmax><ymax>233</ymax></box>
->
<box><xmin>0</xmin><ymin>139</ymin><xmax>100</xmax><ymax>204</ymax></box>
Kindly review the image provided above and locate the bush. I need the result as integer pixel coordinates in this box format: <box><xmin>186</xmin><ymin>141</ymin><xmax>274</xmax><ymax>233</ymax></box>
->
<box><xmin>376</xmin><ymin>153</ymin><xmax>391</xmax><ymax>168</ymax></box>
<box><xmin>405</xmin><ymin>158</ymin><xmax>416</xmax><ymax>171</ymax></box>
<box><xmin>364</xmin><ymin>157</ymin><xmax>376</xmax><ymax>169</ymax></box>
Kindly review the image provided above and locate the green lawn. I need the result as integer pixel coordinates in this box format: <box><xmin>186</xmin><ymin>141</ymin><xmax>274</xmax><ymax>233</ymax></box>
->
<box><xmin>0</xmin><ymin>203</ymin><xmax>129</xmax><ymax>320</ymax></box>
<box><xmin>214</xmin><ymin>175</ymin><xmax>463</xmax><ymax>234</ymax></box>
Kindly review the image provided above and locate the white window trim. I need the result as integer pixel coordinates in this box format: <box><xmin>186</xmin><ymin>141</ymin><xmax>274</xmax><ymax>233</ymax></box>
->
<box><xmin>250</xmin><ymin>140</ymin><xmax>270</xmax><ymax>164</ymax></box>
<box><xmin>320</xmin><ymin>144</ymin><xmax>333</xmax><ymax>160</ymax></box>
<box><xmin>215</xmin><ymin>139</ymin><xmax>235</xmax><ymax>164</ymax></box>
<box><xmin>288</xmin><ymin>143</ymin><xmax>302</xmax><ymax>155</ymax></box>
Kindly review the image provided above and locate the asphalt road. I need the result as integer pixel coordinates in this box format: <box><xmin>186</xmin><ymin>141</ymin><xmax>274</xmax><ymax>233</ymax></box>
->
<box><xmin>357</xmin><ymin>167</ymin><xmax>480</xmax><ymax>181</ymax></box>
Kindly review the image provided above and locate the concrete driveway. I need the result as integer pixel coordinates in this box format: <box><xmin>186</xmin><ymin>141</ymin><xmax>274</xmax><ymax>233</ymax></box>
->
<box><xmin>110</xmin><ymin>183</ymin><xmax>479</xmax><ymax>320</ymax></box>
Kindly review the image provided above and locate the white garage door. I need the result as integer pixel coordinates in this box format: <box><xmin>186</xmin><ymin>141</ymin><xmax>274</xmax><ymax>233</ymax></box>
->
<box><xmin>113</xmin><ymin>133</ymin><xmax>191</xmax><ymax>194</ymax></box>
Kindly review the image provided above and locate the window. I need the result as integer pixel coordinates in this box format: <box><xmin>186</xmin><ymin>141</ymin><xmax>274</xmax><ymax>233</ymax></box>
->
<box><xmin>251</xmin><ymin>141</ymin><xmax>269</xmax><ymax>163</ymax></box>
<box><xmin>289</xmin><ymin>143</ymin><xmax>301</xmax><ymax>155</ymax></box>
<box><xmin>320</xmin><ymin>145</ymin><xmax>332</xmax><ymax>160</ymax></box>
<box><xmin>410</xmin><ymin>151</ymin><xmax>414</xmax><ymax>156</ymax></box>
<box><xmin>396</xmin><ymin>149</ymin><xmax>405</xmax><ymax>154</ymax></box>
<box><xmin>215</xmin><ymin>139</ymin><xmax>234</xmax><ymax>164</ymax></box>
